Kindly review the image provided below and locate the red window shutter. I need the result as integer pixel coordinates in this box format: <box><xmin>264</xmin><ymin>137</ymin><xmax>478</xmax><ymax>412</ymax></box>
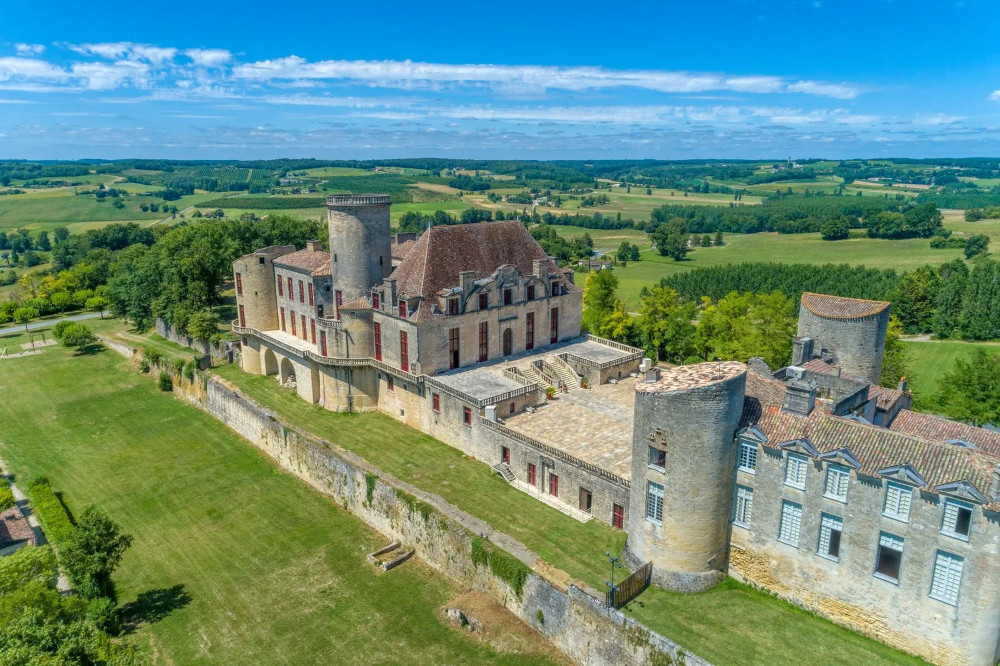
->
<box><xmin>287</xmin><ymin>277</ymin><xmax>293</xmax><ymax>298</ymax></box>
<box><xmin>238</xmin><ymin>304</ymin><xmax>245</xmax><ymax>327</ymax></box>
<box><xmin>291</xmin><ymin>313</ymin><xmax>296</xmax><ymax>336</ymax></box>
<box><xmin>612</xmin><ymin>504</ymin><xmax>624</xmax><ymax>529</ymax></box>
<box><xmin>236</xmin><ymin>272</ymin><xmax>243</xmax><ymax>296</ymax></box>
<box><xmin>320</xmin><ymin>331</ymin><xmax>327</xmax><ymax>356</ymax></box>
<box><xmin>399</xmin><ymin>301</ymin><xmax>407</xmax><ymax>318</ymax></box>
<box><xmin>335</xmin><ymin>290</ymin><xmax>342</xmax><ymax>320</ymax></box>
<box><xmin>550</xmin><ymin>307</ymin><xmax>559</xmax><ymax>343</ymax></box>
<box><xmin>308</xmin><ymin>284</ymin><xmax>314</xmax><ymax>306</ymax></box>
<box><xmin>525</xmin><ymin>312</ymin><xmax>534</xmax><ymax>351</ymax></box>
<box><xmin>301</xmin><ymin>315</ymin><xmax>306</xmax><ymax>338</ymax></box>
<box><xmin>527</xmin><ymin>464</ymin><xmax>536</xmax><ymax>486</ymax></box>
<box><xmin>432</xmin><ymin>393</ymin><xmax>440</xmax><ymax>412</ymax></box>
<box><xmin>549</xmin><ymin>474</ymin><xmax>559</xmax><ymax>497</ymax></box>
<box><xmin>299</xmin><ymin>280</ymin><xmax>304</xmax><ymax>303</ymax></box>
<box><xmin>310</xmin><ymin>318</ymin><xmax>316</xmax><ymax>343</ymax></box>
<box><xmin>277</xmin><ymin>275</ymin><xmax>283</xmax><ymax>297</ymax></box>
<box><xmin>374</xmin><ymin>323</ymin><xmax>382</xmax><ymax>361</ymax></box>
<box><xmin>373</xmin><ymin>293</ymin><xmax>380</xmax><ymax>310</ymax></box>
<box><xmin>400</xmin><ymin>331</ymin><xmax>409</xmax><ymax>371</ymax></box>
<box><xmin>463</xmin><ymin>407</ymin><xmax>471</xmax><ymax>426</ymax></box>
<box><xmin>280</xmin><ymin>307</ymin><xmax>286</xmax><ymax>331</ymax></box>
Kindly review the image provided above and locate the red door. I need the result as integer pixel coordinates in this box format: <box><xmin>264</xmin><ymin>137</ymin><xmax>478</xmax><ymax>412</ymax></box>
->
<box><xmin>301</xmin><ymin>315</ymin><xmax>307</xmax><ymax>339</ymax></box>
<box><xmin>478</xmin><ymin>321</ymin><xmax>488</xmax><ymax>362</ymax></box>
<box><xmin>548</xmin><ymin>473</ymin><xmax>559</xmax><ymax>497</ymax></box>
<box><xmin>527</xmin><ymin>463</ymin><xmax>536</xmax><ymax>486</ymax></box>
<box><xmin>612</xmin><ymin>504</ymin><xmax>624</xmax><ymax>529</ymax></box>
<box><xmin>502</xmin><ymin>446</ymin><xmax>510</xmax><ymax>464</ymax></box>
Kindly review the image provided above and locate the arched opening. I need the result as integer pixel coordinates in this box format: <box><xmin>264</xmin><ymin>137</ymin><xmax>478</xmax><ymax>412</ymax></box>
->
<box><xmin>263</xmin><ymin>348</ymin><xmax>278</xmax><ymax>376</ymax></box>
<box><xmin>279</xmin><ymin>357</ymin><xmax>296</xmax><ymax>387</ymax></box>
<box><xmin>502</xmin><ymin>327</ymin><xmax>513</xmax><ymax>356</ymax></box>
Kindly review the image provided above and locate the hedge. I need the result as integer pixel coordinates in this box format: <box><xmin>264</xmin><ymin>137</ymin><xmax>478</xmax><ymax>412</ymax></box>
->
<box><xmin>0</xmin><ymin>482</ymin><xmax>14</xmax><ymax>512</ymax></box>
<box><xmin>26</xmin><ymin>479</ymin><xmax>75</xmax><ymax>544</ymax></box>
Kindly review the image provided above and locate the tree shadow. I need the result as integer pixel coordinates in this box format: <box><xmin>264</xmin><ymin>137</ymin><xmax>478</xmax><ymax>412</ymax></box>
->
<box><xmin>72</xmin><ymin>343</ymin><xmax>107</xmax><ymax>356</ymax></box>
<box><xmin>119</xmin><ymin>584</ymin><xmax>192</xmax><ymax>633</ymax></box>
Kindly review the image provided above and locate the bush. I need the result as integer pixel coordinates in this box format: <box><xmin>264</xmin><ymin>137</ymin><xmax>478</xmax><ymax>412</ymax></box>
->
<box><xmin>469</xmin><ymin>536</ymin><xmax>530</xmax><ymax>597</ymax></box>
<box><xmin>820</xmin><ymin>218</ymin><xmax>849</xmax><ymax>241</ymax></box>
<box><xmin>26</xmin><ymin>478</ymin><xmax>75</xmax><ymax>545</ymax></box>
<box><xmin>60</xmin><ymin>323</ymin><xmax>97</xmax><ymax>350</ymax></box>
<box><xmin>138</xmin><ymin>359</ymin><xmax>150</xmax><ymax>373</ymax></box>
<box><xmin>157</xmin><ymin>371</ymin><xmax>173</xmax><ymax>391</ymax></box>
<box><xmin>0</xmin><ymin>482</ymin><xmax>14</xmax><ymax>512</ymax></box>
<box><xmin>183</xmin><ymin>359</ymin><xmax>198</xmax><ymax>381</ymax></box>
<box><xmin>142</xmin><ymin>347</ymin><xmax>162</xmax><ymax>365</ymax></box>
<box><xmin>51</xmin><ymin>320</ymin><xmax>74</xmax><ymax>339</ymax></box>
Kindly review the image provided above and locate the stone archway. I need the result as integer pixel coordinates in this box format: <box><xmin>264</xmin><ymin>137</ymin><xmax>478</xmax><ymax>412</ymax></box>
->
<box><xmin>502</xmin><ymin>327</ymin><xmax>513</xmax><ymax>356</ymax></box>
<box><xmin>263</xmin><ymin>348</ymin><xmax>278</xmax><ymax>376</ymax></box>
<box><xmin>279</xmin><ymin>357</ymin><xmax>296</xmax><ymax>387</ymax></box>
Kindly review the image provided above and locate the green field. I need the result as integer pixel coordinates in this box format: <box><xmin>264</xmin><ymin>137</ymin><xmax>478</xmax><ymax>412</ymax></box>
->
<box><xmin>0</xmin><ymin>338</ymin><xmax>559</xmax><ymax>665</ymax></box>
<box><xmin>902</xmin><ymin>339</ymin><xmax>1000</xmax><ymax>407</ymax></box>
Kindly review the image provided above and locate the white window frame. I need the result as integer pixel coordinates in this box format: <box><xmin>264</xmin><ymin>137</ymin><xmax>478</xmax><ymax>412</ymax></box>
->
<box><xmin>784</xmin><ymin>454</ymin><xmax>808</xmax><ymax>490</ymax></box>
<box><xmin>874</xmin><ymin>532</ymin><xmax>904</xmax><ymax>584</ymax></box>
<box><xmin>824</xmin><ymin>464</ymin><xmax>850</xmax><ymax>503</ymax></box>
<box><xmin>646</xmin><ymin>481</ymin><xmax>664</xmax><ymax>525</ymax></box>
<box><xmin>738</xmin><ymin>441</ymin><xmax>757</xmax><ymax>473</ymax></box>
<box><xmin>929</xmin><ymin>550</ymin><xmax>964</xmax><ymax>606</ymax></box>
<box><xmin>883</xmin><ymin>482</ymin><xmax>913</xmax><ymax>522</ymax></box>
<box><xmin>648</xmin><ymin>446</ymin><xmax>666</xmax><ymax>472</ymax></box>
<box><xmin>817</xmin><ymin>513</ymin><xmax>843</xmax><ymax>562</ymax></box>
<box><xmin>734</xmin><ymin>485</ymin><xmax>753</xmax><ymax>528</ymax></box>
<box><xmin>778</xmin><ymin>500</ymin><xmax>802</xmax><ymax>547</ymax></box>
<box><xmin>940</xmin><ymin>499</ymin><xmax>973</xmax><ymax>541</ymax></box>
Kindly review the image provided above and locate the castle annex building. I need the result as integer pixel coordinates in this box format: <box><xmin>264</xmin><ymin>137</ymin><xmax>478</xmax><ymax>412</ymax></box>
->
<box><xmin>235</xmin><ymin>195</ymin><xmax>1000</xmax><ymax>666</ymax></box>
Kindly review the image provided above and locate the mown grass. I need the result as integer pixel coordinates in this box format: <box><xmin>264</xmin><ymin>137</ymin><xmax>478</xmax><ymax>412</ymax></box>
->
<box><xmin>0</xmin><ymin>342</ymin><xmax>558</xmax><ymax>665</ymax></box>
<box><xmin>902</xmin><ymin>339</ymin><xmax>1000</xmax><ymax>410</ymax></box>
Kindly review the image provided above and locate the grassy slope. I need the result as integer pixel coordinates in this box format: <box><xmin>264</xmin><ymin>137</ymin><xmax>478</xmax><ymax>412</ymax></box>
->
<box><xmin>0</xmin><ymin>345</ymin><xmax>556</xmax><ymax>666</ymax></box>
<box><xmin>902</xmin><ymin>339</ymin><xmax>1000</xmax><ymax>407</ymax></box>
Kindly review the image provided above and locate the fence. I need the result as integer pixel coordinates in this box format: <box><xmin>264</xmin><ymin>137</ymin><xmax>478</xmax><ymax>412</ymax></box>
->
<box><xmin>610</xmin><ymin>560</ymin><xmax>653</xmax><ymax>609</ymax></box>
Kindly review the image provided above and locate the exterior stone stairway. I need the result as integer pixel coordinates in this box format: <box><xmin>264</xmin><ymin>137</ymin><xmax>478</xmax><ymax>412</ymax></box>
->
<box><xmin>491</xmin><ymin>462</ymin><xmax>516</xmax><ymax>483</ymax></box>
<box><xmin>549</xmin><ymin>356</ymin><xmax>581</xmax><ymax>390</ymax></box>
<box><xmin>521</xmin><ymin>364</ymin><xmax>545</xmax><ymax>387</ymax></box>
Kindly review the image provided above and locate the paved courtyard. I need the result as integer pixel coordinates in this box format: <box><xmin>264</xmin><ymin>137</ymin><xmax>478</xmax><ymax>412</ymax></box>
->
<box><xmin>504</xmin><ymin>377</ymin><xmax>638</xmax><ymax>479</ymax></box>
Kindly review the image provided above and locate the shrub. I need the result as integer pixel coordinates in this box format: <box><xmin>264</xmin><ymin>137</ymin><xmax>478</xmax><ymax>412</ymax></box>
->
<box><xmin>26</xmin><ymin>478</ymin><xmax>75</xmax><ymax>545</ymax></box>
<box><xmin>139</xmin><ymin>359</ymin><xmax>150</xmax><ymax>373</ymax></box>
<box><xmin>51</xmin><ymin>320</ymin><xmax>74</xmax><ymax>339</ymax></box>
<box><xmin>536</xmin><ymin>609</ymin><xmax>545</xmax><ymax>625</ymax></box>
<box><xmin>469</xmin><ymin>536</ymin><xmax>530</xmax><ymax>598</ymax></box>
<box><xmin>172</xmin><ymin>358</ymin><xmax>185</xmax><ymax>375</ymax></box>
<box><xmin>183</xmin><ymin>359</ymin><xmax>198</xmax><ymax>381</ymax></box>
<box><xmin>60</xmin><ymin>323</ymin><xmax>97</xmax><ymax>350</ymax></box>
<box><xmin>157</xmin><ymin>371</ymin><xmax>173</xmax><ymax>391</ymax></box>
<box><xmin>364</xmin><ymin>473</ymin><xmax>377</xmax><ymax>506</ymax></box>
<box><xmin>142</xmin><ymin>347</ymin><xmax>162</xmax><ymax>365</ymax></box>
<box><xmin>0</xmin><ymin>482</ymin><xmax>14</xmax><ymax>512</ymax></box>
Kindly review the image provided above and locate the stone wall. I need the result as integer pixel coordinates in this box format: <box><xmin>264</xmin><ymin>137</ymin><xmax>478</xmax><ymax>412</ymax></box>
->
<box><xmin>797</xmin><ymin>305</ymin><xmax>889</xmax><ymax>385</ymax></box>
<box><xmin>101</xmin><ymin>340</ymin><xmax>704</xmax><ymax>666</ymax></box>
<box><xmin>155</xmin><ymin>318</ymin><xmax>226</xmax><ymax>359</ymax></box>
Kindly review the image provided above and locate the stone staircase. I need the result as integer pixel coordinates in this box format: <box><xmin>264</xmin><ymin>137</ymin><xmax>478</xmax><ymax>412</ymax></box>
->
<box><xmin>491</xmin><ymin>462</ymin><xmax>516</xmax><ymax>483</ymax></box>
<box><xmin>549</xmin><ymin>356</ymin><xmax>580</xmax><ymax>391</ymax></box>
<box><xmin>521</xmin><ymin>364</ymin><xmax>545</xmax><ymax>387</ymax></box>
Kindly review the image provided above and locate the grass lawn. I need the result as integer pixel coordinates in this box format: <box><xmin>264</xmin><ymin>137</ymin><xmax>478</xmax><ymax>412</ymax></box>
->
<box><xmin>0</xmin><ymin>342</ymin><xmax>560</xmax><ymax>665</ymax></box>
<box><xmin>626</xmin><ymin>579</ymin><xmax>926</xmax><ymax>666</ymax></box>
<box><xmin>902</xmin><ymin>339</ymin><xmax>1000</xmax><ymax>409</ymax></box>
<box><xmin>211</xmin><ymin>364</ymin><xmax>627</xmax><ymax>589</ymax></box>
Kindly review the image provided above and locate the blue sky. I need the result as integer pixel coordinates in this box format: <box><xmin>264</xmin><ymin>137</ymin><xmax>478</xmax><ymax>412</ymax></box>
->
<box><xmin>1</xmin><ymin>0</ymin><xmax>999</xmax><ymax>160</ymax></box>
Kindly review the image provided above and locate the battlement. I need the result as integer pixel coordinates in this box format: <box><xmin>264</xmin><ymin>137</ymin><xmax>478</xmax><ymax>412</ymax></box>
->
<box><xmin>326</xmin><ymin>194</ymin><xmax>391</xmax><ymax>207</ymax></box>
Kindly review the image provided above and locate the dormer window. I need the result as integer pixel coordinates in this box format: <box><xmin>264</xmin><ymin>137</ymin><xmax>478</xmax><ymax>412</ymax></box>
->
<box><xmin>527</xmin><ymin>285</ymin><xmax>535</xmax><ymax>300</ymax></box>
<box><xmin>550</xmin><ymin>280</ymin><xmax>559</xmax><ymax>296</ymax></box>
<box><xmin>479</xmin><ymin>293</ymin><xmax>488</xmax><ymax>310</ymax></box>
<box><xmin>399</xmin><ymin>301</ymin><xmax>407</xmax><ymax>318</ymax></box>
<box><xmin>448</xmin><ymin>298</ymin><xmax>459</xmax><ymax>316</ymax></box>
<box><xmin>503</xmin><ymin>288</ymin><xmax>512</xmax><ymax>306</ymax></box>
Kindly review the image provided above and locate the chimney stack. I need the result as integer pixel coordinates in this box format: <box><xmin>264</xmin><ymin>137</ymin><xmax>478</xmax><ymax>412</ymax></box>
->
<box><xmin>306</xmin><ymin>239</ymin><xmax>322</xmax><ymax>252</ymax></box>
<box><xmin>792</xmin><ymin>337</ymin><xmax>813</xmax><ymax>366</ymax></box>
<box><xmin>459</xmin><ymin>270</ymin><xmax>477</xmax><ymax>297</ymax></box>
<box><xmin>898</xmin><ymin>376</ymin><xmax>908</xmax><ymax>392</ymax></box>
<box><xmin>783</xmin><ymin>379</ymin><xmax>817</xmax><ymax>416</ymax></box>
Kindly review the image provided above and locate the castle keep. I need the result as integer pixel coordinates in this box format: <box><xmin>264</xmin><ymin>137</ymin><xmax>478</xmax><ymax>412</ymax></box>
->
<box><xmin>234</xmin><ymin>195</ymin><xmax>1000</xmax><ymax>666</ymax></box>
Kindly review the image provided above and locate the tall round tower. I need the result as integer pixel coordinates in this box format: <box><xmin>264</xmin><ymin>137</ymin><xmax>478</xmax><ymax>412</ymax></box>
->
<box><xmin>796</xmin><ymin>292</ymin><xmax>890</xmax><ymax>384</ymax></box>
<box><xmin>625</xmin><ymin>362</ymin><xmax>746</xmax><ymax>592</ymax></box>
<box><xmin>327</xmin><ymin>194</ymin><xmax>392</xmax><ymax>304</ymax></box>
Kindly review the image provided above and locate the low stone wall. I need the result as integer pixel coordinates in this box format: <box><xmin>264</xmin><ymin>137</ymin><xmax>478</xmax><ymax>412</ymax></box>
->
<box><xmin>102</xmin><ymin>342</ymin><xmax>705</xmax><ymax>666</ymax></box>
<box><xmin>156</xmin><ymin>317</ymin><xmax>227</xmax><ymax>359</ymax></box>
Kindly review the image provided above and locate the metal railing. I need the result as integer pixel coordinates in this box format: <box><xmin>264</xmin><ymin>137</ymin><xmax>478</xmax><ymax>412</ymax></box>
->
<box><xmin>479</xmin><ymin>419</ymin><xmax>630</xmax><ymax>489</ymax></box>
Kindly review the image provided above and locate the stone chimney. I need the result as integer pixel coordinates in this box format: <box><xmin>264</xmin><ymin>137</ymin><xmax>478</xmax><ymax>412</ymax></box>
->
<box><xmin>898</xmin><ymin>376</ymin><xmax>908</xmax><ymax>392</ymax></box>
<box><xmin>306</xmin><ymin>239</ymin><xmax>322</xmax><ymax>252</ymax></box>
<box><xmin>792</xmin><ymin>337</ymin><xmax>813</xmax><ymax>366</ymax></box>
<box><xmin>386</xmin><ymin>277</ymin><xmax>397</xmax><ymax>306</ymax></box>
<box><xmin>459</xmin><ymin>270</ymin><xmax>477</xmax><ymax>296</ymax></box>
<box><xmin>783</xmin><ymin>379</ymin><xmax>817</xmax><ymax>416</ymax></box>
<box><xmin>644</xmin><ymin>367</ymin><xmax>662</xmax><ymax>383</ymax></box>
<box><xmin>533</xmin><ymin>258</ymin><xmax>549</xmax><ymax>280</ymax></box>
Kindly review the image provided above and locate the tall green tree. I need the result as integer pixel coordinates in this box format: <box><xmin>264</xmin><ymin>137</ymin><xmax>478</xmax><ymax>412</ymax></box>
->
<box><xmin>61</xmin><ymin>507</ymin><xmax>133</xmax><ymax>601</ymax></box>
<box><xmin>696</xmin><ymin>291</ymin><xmax>797</xmax><ymax>368</ymax></box>
<box><xmin>937</xmin><ymin>349</ymin><xmax>1000</xmax><ymax>426</ymax></box>
<box><xmin>894</xmin><ymin>265</ymin><xmax>939</xmax><ymax>333</ymax></box>
<box><xmin>650</xmin><ymin>218</ymin><xmax>689</xmax><ymax>261</ymax></box>
<box><xmin>581</xmin><ymin>269</ymin><xmax>619</xmax><ymax>334</ymax></box>
<box><xmin>635</xmin><ymin>286</ymin><xmax>700</xmax><ymax>363</ymax></box>
<box><xmin>960</xmin><ymin>259</ymin><xmax>1000</xmax><ymax>340</ymax></box>
<box><xmin>931</xmin><ymin>259</ymin><xmax>969</xmax><ymax>338</ymax></box>
<box><xmin>879</xmin><ymin>316</ymin><xmax>910</xmax><ymax>389</ymax></box>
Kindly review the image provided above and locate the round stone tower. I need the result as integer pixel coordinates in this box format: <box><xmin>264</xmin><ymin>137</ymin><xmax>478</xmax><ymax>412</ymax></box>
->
<box><xmin>796</xmin><ymin>292</ymin><xmax>890</xmax><ymax>384</ymax></box>
<box><xmin>625</xmin><ymin>361</ymin><xmax>747</xmax><ymax>592</ymax></box>
<box><xmin>327</xmin><ymin>194</ymin><xmax>392</xmax><ymax>303</ymax></box>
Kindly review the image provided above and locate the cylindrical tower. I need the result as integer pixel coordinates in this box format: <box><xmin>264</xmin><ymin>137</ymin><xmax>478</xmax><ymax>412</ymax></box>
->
<box><xmin>625</xmin><ymin>362</ymin><xmax>747</xmax><ymax>592</ymax></box>
<box><xmin>797</xmin><ymin>292</ymin><xmax>890</xmax><ymax>384</ymax></box>
<box><xmin>233</xmin><ymin>245</ymin><xmax>294</xmax><ymax>331</ymax></box>
<box><xmin>327</xmin><ymin>194</ymin><xmax>392</xmax><ymax>304</ymax></box>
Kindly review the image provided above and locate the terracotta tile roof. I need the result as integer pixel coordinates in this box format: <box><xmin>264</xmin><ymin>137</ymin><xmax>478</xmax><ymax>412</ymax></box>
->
<box><xmin>889</xmin><ymin>410</ymin><xmax>1000</xmax><ymax>457</ymax></box>
<box><xmin>389</xmin><ymin>220</ymin><xmax>569</xmax><ymax>322</ymax></box>
<box><xmin>339</xmin><ymin>297</ymin><xmax>371</xmax><ymax>310</ymax></box>
<box><xmin>273</xmin><ymin>250</ymin><xmax>330</xmax><ymax>276</ymax></box>
<box><xmin>801</xmin><ymin>292</ymin><xmax>890</xmax><ymax>319</ymax></box>
<box><xmin>391</xmin><ymin>239</ymin><xmax>417</xmax><ymax>261</ymax></box>
<box><xmin>801</xmin><ymin>358</ymin><xmax>837</xmax><ymax>375</ymax></box>
<box><xmin>869</xmin><ymin>384</ymin><xmax>907</xmax><ymax>411</ymax></box>
<box><xmin>0</xmin><ymin>507</ymin><xmax>36</xmax><ymax>548</ymax></box>
<box><xmin>743</xmin><ymin>372</ymin><xmax>999</xmax><ymax>499</ymax></box>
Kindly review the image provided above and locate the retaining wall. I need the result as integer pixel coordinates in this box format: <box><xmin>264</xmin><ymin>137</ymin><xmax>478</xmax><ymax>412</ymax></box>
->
<box><xmin>100</xmin><ymin>339</ymin><xmax>705</xmax><ymax>666</ymax></box>
<box><xmin>155</xmin><ymin>317</ymin><xmax>227</xmax><ymax>359</ymax></box>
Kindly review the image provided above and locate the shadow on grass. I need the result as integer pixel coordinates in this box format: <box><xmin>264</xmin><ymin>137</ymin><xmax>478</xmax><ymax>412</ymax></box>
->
<box><xmin>71</xmin><ymin>343</ymin><xmax>107</xmax><ymax>356</ymax></box>
<box><xmin>119</xmin><ymin>584</ymin><xmax>192</xmax><ymax>633</ymax></box>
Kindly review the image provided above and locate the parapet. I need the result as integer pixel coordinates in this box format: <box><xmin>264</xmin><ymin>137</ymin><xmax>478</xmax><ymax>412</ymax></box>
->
<box><xmin>635</xmin><ymin>361</ymin><xmax>746</xmax><ymax>395</ymax></box>
<box><xmin>326</xmin><ymin>194</ymin><xmax>391</xmax><ymax>207</ymax></box>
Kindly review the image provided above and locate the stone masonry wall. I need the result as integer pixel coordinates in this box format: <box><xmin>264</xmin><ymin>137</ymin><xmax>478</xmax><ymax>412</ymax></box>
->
<box><xmin>101</xmin><ymin>339</ymin><xmax>703</xmax><ymax>666</ymax></box>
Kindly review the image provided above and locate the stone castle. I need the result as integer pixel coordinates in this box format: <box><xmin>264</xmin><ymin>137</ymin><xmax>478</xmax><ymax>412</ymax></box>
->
<box><xmin>234</xmin><ymin>194</ymin><xmax>1000</xmax><ymax>666</ymax></box>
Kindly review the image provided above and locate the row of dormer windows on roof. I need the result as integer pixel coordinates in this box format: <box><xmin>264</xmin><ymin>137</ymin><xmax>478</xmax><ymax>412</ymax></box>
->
<box><xmin>374</xmin><ymin>277</ymin><xmax>565</xmax><ymax>320</ymax></box>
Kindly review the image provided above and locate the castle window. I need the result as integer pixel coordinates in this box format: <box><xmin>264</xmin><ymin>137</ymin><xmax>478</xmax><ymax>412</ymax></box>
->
<box><xmin>463</xmin><ymin>406</ymin><xmax>471</xmax><ymax>427</ymax></box>
<box><xmin>883</xmin><ymin>482</ymin><xmax>912</xmax><ymax>522</ymax></box>
<box><xmin>645</xmin><ymin>482</ymin><xmax>663</xmax><ymax>524</ymax></box>
<box><xmin>503</xmin><ymin>288</ymin><xmax>512</xmax><ymax>306</ymax></box>
<box><xmin>259</xmin><ymin>256</ymin><xmax>265</xmax><ymax>265</ymax></box>
<box><xmin>387</xmin><ymin>375</ymin><xmax>394</xmax><ymax>392</ymax></box>
<box><xmin>308</xmin><ymin>284</ymin><xmax>314</xmax><ymax>306</ymax></box>
<box><xmin>432</xmin><ymin>393</ymin><xmax>440</xmax><ymax>412</ymax></box>
<box><xmin>734</xmin><ymin>485</ymin><xmax>753</xmax><ymax>527</ymax></box>
<box><xmin>525</xmin><ymin>312</ymin><xmax>534</xmax><ymax>351</ymax></box>
<box><xmin>399</xmin><ymin>301</ymin><xmax>407</xmax><ymax>318</ymax></box>
<box><xmin>647</xmin><ymin>446</ymin><xmax>665</xmax><ymax>471</ymax></box>
<box><xmin>612</xmin><ymin>504</ymin><xmax>624</xmax><ymax>529</ymax></box>
<box><xmin>478</xmin><ymin>322</ymin><xmax>488</xmax><ymax>363</ymax></box>
<box><xmin>310</xmin><ymin>318</ymin><xmax>316</xmax><ymax>343</ymax></box>
<box><xmin>527</xmin><ymin>284</ymin><xmax>535</xmax><ymax>300</ymax></box>
<box><xmin>479</xmin><ymin>293</ymin><xmax>488</xmax><ymax>310</ymax></box>
<box><xmin>277</xmin><ymin>275</ymin><xmax>283</xmax><ymax>297</ymax></box>
<box><xmin>287</xmin><ymin>277</ymin><xmax>293</xmax><ymax>299</ymax></box>
<box><xmin>549</xmin><ymin>473</ymin><xmax>559</xmax><ymax>497</ymax></box>
<box><xmin>373</xmin><ymin>293</ymin><xmax>380</xmax><ymax>310</ymax></box>
<box><xmin>527</xmin><ymin>463</ymin><xmax>536</xmax><ymax>486</ymax></box>
<box><xmin>550</xmin><ymin>280</ymin><xmax>559</xmax><ymax>296</ymax></box>
<box><xmin>280</xmin><ymin>307</ymin><xmax>286</xmax><ymax>331</ymax></box>
<box><xmin>778</xmin><ymin>500</ymin><xmax>802</xmax><ymax>546</ymax></box>
<box><xmin>290</xmin><ymin>312</ymin><xmax>296</xmax><ymax>336</ymax></box>
<box><xmin>738</xmin><ymin>441</ymin><xmax>757</xmax><ymax>473</ymax></box>
<box><xmin>301</xmin><ymin>315</ymin><xmax>307</xmax><ymax>339</ymax></box>
<box><xmin>817</xmin><ymin>513</ymin><xmax>843</xmax><ymax>561</ymax></box>
<box><xmin>235</xmin><ymin>272</ymin><xmax>243</xmax><ymax>296</ymax></box>
<box><xmin>784</xmin><ymin>454</ymin><xmax>808</xmax><ymax>490</ymax></box>
<box><xmin>238</xmin><ymin>305</ymin><xmax>245</xmax><ymax>328</ymax></box>
<box><xmin>941</xmin><ymin>499</ymin><xmax>973</xmax><ymax>540</ymax></box>
<box><xmin>320</xmin><ymin>331</ymin><xmax>327</xmax><ymax>357</ymax></box>
<box><xmin>374</xmin><ymin>323</ymin><xmax>382</xmax><ymax>361</ymax></box>
<box><xmin>335</xmin><ymin>290</ymin><xmax>342</xmax><ymax>320</ymax></box>
<box><xmin>448</xmin><ymin>298</ymin><xmax>459</xmax><ymax>315</ymax></box>
<box><xmin>824</xmin><ymin>465</ymin><xmax>850</xmax><ymax>502</ymax></box>
<box><xmin>874</xmin><ymin>532</ymin><xmax>903</xmax><ymax>583</ymax></box>
<box><xmin>449</xmin><ymin>328</ymin><xmax>459</xmax><ymax>370</ymax></box>
<box><xmin>400</xmin><ymin>332</ymin><xmax>409</xmax><ymax>372</ymax></box>
<box><xmin>550</xmin><ymin>308</ymin><xmax>559</xmax><ymax>343</ymax></box>
<box><xmin>930</xmin><ymin>551</ymin><xmax>964</xmax><ymax>606</ymax></box>
<box><xmin>299</xmin><ymin>280</ymin><xmax>305</xmax><ymax>303</ymax></box>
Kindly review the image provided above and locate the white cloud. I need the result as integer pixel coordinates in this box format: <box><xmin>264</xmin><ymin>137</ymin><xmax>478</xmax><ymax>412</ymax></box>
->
<box><xmin>14</xmin><ymin>43</ymin><xmax>45</xmax><ymax>56</ymax></box>
<box><xmin>184</xmin><ymin>48</ymin><xmax>231</xmax><ymax>67</ymax></box>
<box><xmin>69</xmin><ymin>42</ymin><xmax>176</xmax><ymax>64</ymax></box>
<box><xmin>71</xmin><ymin>61</ymin><xmax>151</xmax><ymax>90</ymax></box>
<box><xmin>0</xmin><ymin>57</ymin><xmax>69</xmax><ymax>81</ymax></box>
<box><xmin>990</xmin><ymin>90</ymin><xmax>1000</xmax><ymax>102</ymax></box>
<box><xmin>232</xmin><ymin>57</ymin><xmax>864</xmax><ymax>99</ymax></box>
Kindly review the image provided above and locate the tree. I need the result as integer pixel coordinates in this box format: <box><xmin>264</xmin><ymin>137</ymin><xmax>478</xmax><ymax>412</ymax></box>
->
<box><xmin>696</xmin><ymin>291</ymin><xmax>797</xmax><ymax>368</ymax></box>
<box><xmin>894</xmin><ymin>265</ymin><xmax>939</xmax><ymax>334</ymax></box>
<box><xmin>13</xmin><ymin>306</ymin><xmax>38</xmax><ymax>332</ymax></box>
<box><xmin>931</xmin><ymin>259</ymin><xmax>969</xmax><ymax>338</ymax></box>
<box><xmin>60</xmin><ymin>323</ymin><xmax>97</xmax><ymax>351</ymax></box>
<box><xmin>85</xmin><ymin>295</ymin><xmax>108</xmax><ymax>318</ymax></box>
<box><xmin>878</xmin><ymin>316</ymin><xmax>910</xmax><ymax>389</ymax></box>
<box><xmin>49</xmin><ymin>291</ymin><xmax>73</xmax><ymax>313</ymax></box>
<box><xmin>53</xmin><ymin>227</ymin><xmax>70</xmax><ymax>246</ymax></box>
<box><xmin>635</xmin><ymin>286</ymin><xmax>701</xmax><ymax>363</ymax></box>
<box><xmin>714</xmin><ymin>231</ymin><xmax>724</xmax><ymax>246</ymax></box>
<box><xmin>615</xmin><ymin>241</ymin><xmax>640</xmax><ymax>263</ymax></box>
<box><xmin>60</xmin><ymin>507</ymin><xmax>133</xmax><ymax>600</ymax></box>
<box><xmin>820</xmin><ymin>218</ymin><xmax>850</xmax><ymax>241</ymax></box>
<box><xmin>937</xmin><ymin>349</ymin><xmax>1000</xmax><ymax>426</ymax></box>
<box><xmin>35</xmin><ymin>231</ymin><xmax>51</xmax><ymax>252</ymax></box>
<box><xmin>598</xmin><ymin>300</ymin><xmax>637</xmax><ymax>344</ymax></box>
<box><xmin>700</xmin><ymin>234</ymin><xmax>712</xmax><ymax>247</ymax></box>
<box><xmin>964</xmin><ymin>234</ymin><xmax>990</xmax><ymax>259</ymax></box>
<box><xmin>650</xmin><ymin>218</ymin><xmax>689</xmax><ymax>261</ymax></box>
<box><xmin>187</xmin><ymin>309</ymin><xmax>221</xmax><ymax>342</ymax></box>
<box><xmin>581</xmin><ymin>270</ymin><xmax>619</xmax><ymax>333</ymax></box>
